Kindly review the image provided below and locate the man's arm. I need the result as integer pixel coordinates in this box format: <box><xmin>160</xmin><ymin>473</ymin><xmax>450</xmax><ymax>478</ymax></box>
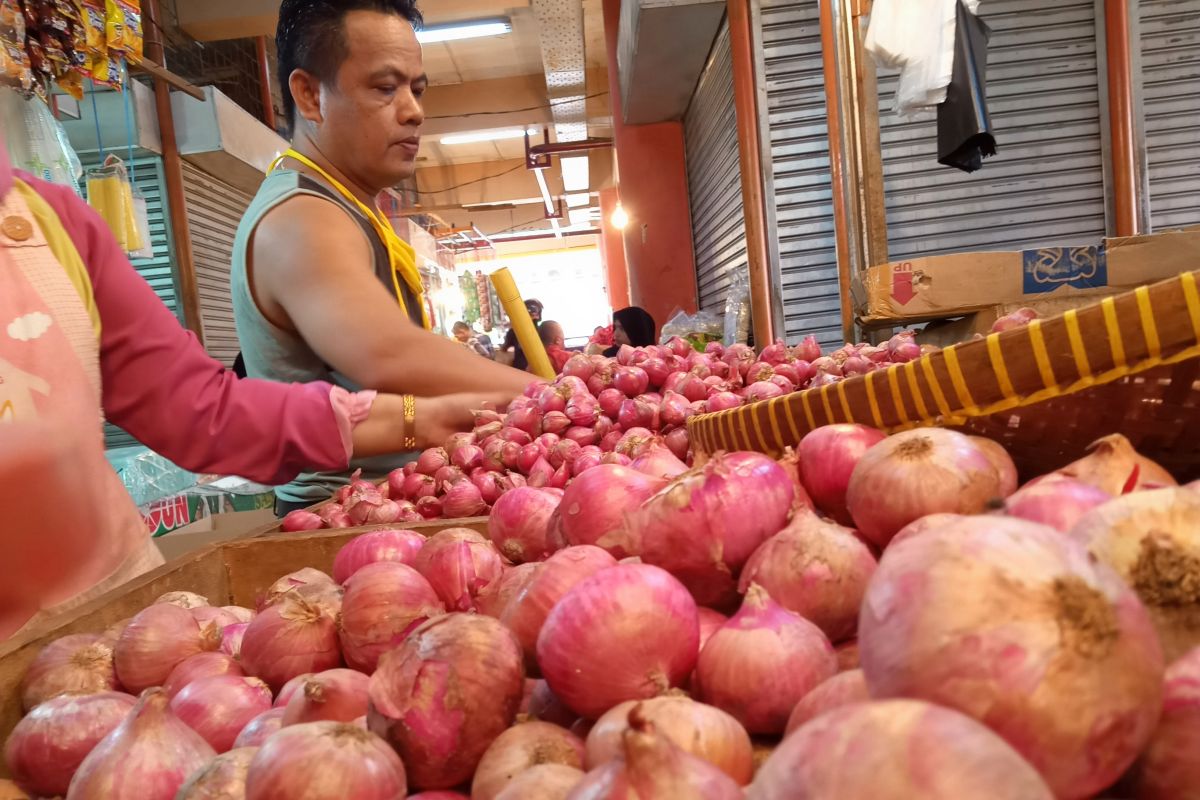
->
<box><xmin>253</xmin><ymin>197</ymin><xmax>533</xmax><ymax>397</ymax></box>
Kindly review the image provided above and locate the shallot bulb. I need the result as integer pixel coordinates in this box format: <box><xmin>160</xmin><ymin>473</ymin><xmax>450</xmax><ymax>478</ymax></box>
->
<box><xmin>970</xmin><ymin>436</ymin><xmax>1018</xmax><ymax>497</ymax></box>
<box><xmin>115</xmin><ymin>603</ymin><xmax>222</xmax><ymax>694</ymax></box>
<box><xmin>20</xmin><ymin>634</ymin><xmax>118</xmax><ymax>711</ymax></box>
<box><xmin>163</xmin><ymin>651</ymin><xmax>245</xmax><ymax>698</ymax></box>
<box><xmin>4</xmin><ymin>692</ymin><xmax>136</xmax><ymax>797</ymax></box>
<box><xmin>859</xmin><ymin>516</ymin><xmax>1163</xmax><ymax>797</ymax></box>
<box><xmin>695</xmin><ymin>585</ymin><xmax>836</xmax><ymax>734</ymax></box>
<box><xmin>488</xmin><ymin>487</ymin><xmax>563</xmax><ymax>563</ymax></box>
<box><xmin>1069</xmin><ymin>487</ymin><xmax>1200</xmax><ymax>662</ymax></box>
<box><xmin>528</xmin><ymin>680</ymin><xmax>579</xmax><ymax>728</ymax></box>
<box><xmin>281</xmin><ymin>510</ymin><xmax>324</xmax><ymax>532</ymax></box>
<box><xmin>471</xmin><ymin>721</ymin><xmax>585</xmax><ymax>800</ymax></box>
<box><xmin>477</xmin><ymin>562</ymin><xmax>542</xmax><ymax>619</ymax></box>
<box><xmin>175</xmin><ymin>747</ymin><xmax>258</xmax><ymax>800</ymax></box>
<box><xmin>338</xmin><ymin>561</ymin><xmax>443</xmax><ymax>672</ymax></box>
<box><xmin>783</xmin><ymin>669</ymin><xmax>869</xmax><ymax>734</ymax></box>
<box><xmin>239</xmin><ymin>594</ymin><xmax>341</xmax><ymax>693</ymax></box>
<box><xmin>263</xmin><ymin>567</ymin><xmax>334</xmax><ymax>607</ymax></box>
<box><xmin>244</xmin><ymin>722</ymin><xmax>407</xmax><ymax>800</ymax></box>
<box><xmin>442</xmin><ymin>480</ymin><xmax>488</xmax><ymax>518</ymax></box>
<box><xmin>232</xmin><ymin>708</ymin><xmax>285</xmax><ymax>748</ymax></box>
<box><xmin>796</xmin><ymin>424</ymin><xmax>887</xmax><ymax>525</ymax></box>
<box><xmin>331</xmin><ymin>528</ymin><xmax>425</xmax><ymax>584</ymax></box>
<box><xmin>557</xmin><ymin>465</ymin><xmax>667</xmax><ymax>559</ymax></box>
<box><xmin>738</xmin><ymin>511</ymin><xmax>876</xmax><ymax>643</ymax></box>
<box><xmin>1124</xmin><ymin>645</ymin><xmax>1200</xmax><ymax>799</ymax></box>
<box><xmin>368</xmin><ymin>614</ymin><xmax>525</xmax><ymax>790</ymax></box>
<box><xmin>750</xmin><ymin>700</ymin><xmax>1054</xmax><ymax>799</ymax></box>
<box><xmin>157</xmin><ymin>591</ymin><xmax>210</xmax><ymax>609</ymax></box>
<box><xmin>705</xmin><ymin>392</ymin><xmax>742</xmax><ymax>413</ymax></box>
<box><xmin>1055</xmin><ymin>433</ymin><xmax>1177</xmax><ymax>494</ymax></box>
<box><xmin>567</xmin><ymin>708</ymin><xmax>742</xmax><ymax>799</ymax></box>
<box><xmin>417</xmin><ymin>447</ymin><xmax>450</xmax><ymax>475</ymax></box>
<box><xmin>170</xmin><ymin>675</ymin><xmax>273</xmax><ymax>753</ymax></box>
<box><xmin>585</xmin><ymin>693</ymin><xmax>753</xmax><ymax>785</ymax></box>
<box><xmin>66</xmin><ymin>688</ymin><xmax>216</xmax><ymax>800</ymax></box>
<box><xmin>413</xmin><ymin>528</ymin><xmax>505</xmax><ymax>612</ymax></box>
<box><xmin>495</xmin><ymin>764</ymin><xmax>583</xmax><ymax>800</ymax></box>
<box><xmin>846</xmin><ymin>428</ymin><xmax>1003</xmax><ymax>549</ymax></box>
<box><xmin>630</xmin><ymin>444</ymin><xmax>688</xmax><ymax>481</ymax></box>
<box><xmin>1003</xmin><ymin>475</ymin><xmax>1111</xmax><ymax>532</ymax></box>
<box><xmin>281</xmin><ymin>669</ymin><xmax>370</xmax><ymax>726</ymax></box>
<box><xmin>537</xmin><ymin>564</ymin><xmax>699</xmax><ymax>719</ymax></box>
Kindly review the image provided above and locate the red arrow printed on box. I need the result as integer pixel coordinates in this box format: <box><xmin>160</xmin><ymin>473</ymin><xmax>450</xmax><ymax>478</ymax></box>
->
<box><xmin>891</xmin><ymin>264</ymin><xmax>917</xmax><ymax>305</ymax></box>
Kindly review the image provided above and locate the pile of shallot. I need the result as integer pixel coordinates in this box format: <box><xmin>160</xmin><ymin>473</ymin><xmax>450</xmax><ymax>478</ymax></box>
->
<box><xmin>7</xmin><ymin>397</ymin><xmax>1200</xmax><ymax>798</ymax></box>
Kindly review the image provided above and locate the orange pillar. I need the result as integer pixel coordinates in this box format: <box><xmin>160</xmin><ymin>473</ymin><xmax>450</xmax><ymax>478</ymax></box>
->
<box><xmin>602</xmin><ymin>0</ymin><xmax>698</xmax><ymax>335</ymax></box>
<box><xmin>1105</xmin><ymin>0</ymin><xmax>1139</xmax><ymax>236</ymax></box>
<box><xmin>598</xmin><ymin>187</ymin><xmax>631</xmax><ymax>310</ymax></box>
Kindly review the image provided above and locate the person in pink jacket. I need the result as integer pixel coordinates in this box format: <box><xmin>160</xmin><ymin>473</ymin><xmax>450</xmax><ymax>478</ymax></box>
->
<box><xmin>0</xmin><ymin>137</ymin><xmax>512</xmax><ymax>637</ymax></box>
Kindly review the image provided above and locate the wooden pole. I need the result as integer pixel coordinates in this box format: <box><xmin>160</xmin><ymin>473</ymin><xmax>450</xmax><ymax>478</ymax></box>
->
<box><xmin>1105</xmin><ymin>0</ymin><xmax>1139</xmax><ymax>236</ymax></box>
<box><xmin>820</xmin><ymin>0</ymin><xmax>855</xmax><ymax>343</ymax></box>
<box><xmin>727</xmin><ymin>0</ymin><xmax>779</xmax><ymax>346</ymax></box>
<box><xmin>143</xmin><ymin>0</ymin><xmax>203</xmax><ymax>339</ymax></box>
<box><xmin>255</xmin><ymin>36</ymin><xmax>277</xmax><ymax>133</ymax></box>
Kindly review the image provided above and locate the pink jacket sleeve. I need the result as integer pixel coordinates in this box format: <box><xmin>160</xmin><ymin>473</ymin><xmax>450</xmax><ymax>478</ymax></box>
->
<box><xmin>24</xmin><ymin>174</ymin><xmax>354</xmax><ymax>485</ymax></box>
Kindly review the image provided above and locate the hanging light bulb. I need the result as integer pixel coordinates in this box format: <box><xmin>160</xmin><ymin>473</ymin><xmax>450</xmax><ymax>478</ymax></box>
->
<box><xmin>610</xmin><ymin>204</ymin><xmax>630</xmax><ymax>230</ymax></box>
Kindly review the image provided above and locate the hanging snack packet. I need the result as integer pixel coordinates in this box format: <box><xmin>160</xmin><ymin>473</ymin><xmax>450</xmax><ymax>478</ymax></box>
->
<box><xmin>0</xmin><ymin>2</ymin><xmax>32</xmax><ymax>92</ymax></box>
<box><xmin>77</xmin><ymin>0</ymin><xmax>104</xmax><ymax>57</ymax></box>
<box><xmin>104</xmin><ymin>0</ymin><xmax>139</xmax><ymax>62</ymax></box>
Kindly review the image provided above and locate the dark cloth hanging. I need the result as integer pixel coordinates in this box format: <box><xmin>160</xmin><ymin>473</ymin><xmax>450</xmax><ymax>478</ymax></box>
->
<box><xmin>938</xmin><ymin>0</ymin><xmax>996</xmax><ymax>173</ymax></box>
<box><xmin>603</xmin><ymin>307</ymin><xmax>657</xmax><ymax>357</ymax></box>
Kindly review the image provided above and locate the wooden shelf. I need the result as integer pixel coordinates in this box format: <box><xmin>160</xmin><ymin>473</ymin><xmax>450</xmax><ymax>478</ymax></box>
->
<box><xmin>129</xmin><ymin>57</ymin><xmax>206</xmax><ymax>102</ymax></box>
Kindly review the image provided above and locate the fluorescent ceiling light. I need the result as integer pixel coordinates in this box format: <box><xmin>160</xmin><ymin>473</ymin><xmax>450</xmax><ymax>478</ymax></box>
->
<box><xmin>561</xmin><ymin>156</ymin><xmax>590</xmax><ymax>192</ymax></box>
<box><xmin>417</xmin><ymin>19</ymin><xmax>512</xmax><ymax>44</ymax></box>
<box><xmin>440</xmin><ymin>128</ymin><xmax>536</xmax><ymax>145</ymax></box>
<box><xmin>565</xmin><ymin>192</ymin><xmax>591</xmax><ymax>208</ymax></box>
<box><xmin>568</xmin><ymin>207</ymin><xmax>592</xmax><ymax>226</ymax></box>
<box><xmin>533</xmin><ymin>169</ymin><xmax>556</xmax><ymax>216</ymax></box>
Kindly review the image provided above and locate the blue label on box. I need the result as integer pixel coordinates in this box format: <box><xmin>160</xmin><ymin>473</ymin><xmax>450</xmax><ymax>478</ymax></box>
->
<box><xmin>1022</xmin><ymin>246</ymin><xmax>1108</xmax><ymax>294</ymax></box>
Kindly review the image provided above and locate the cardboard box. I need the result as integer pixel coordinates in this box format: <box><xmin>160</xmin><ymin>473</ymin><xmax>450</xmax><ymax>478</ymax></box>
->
<box><xmin>140</xmin><ymin>477</ymin><xmax>276</xmax><ymax>537</ymax></box>
<box><xmin>916</xmin><ymin>295</ymin><xmax>1113</xmax><ymax>349</ymax></box>
<box><xmin>855</xmin><ymin>227</ymin><xmax>1200</xmax><ymax>325</ymax></box>
<box><xmin>154</xmin><ymin>509</ymin><xmax>277</xmax><ymax>561</ymax></box>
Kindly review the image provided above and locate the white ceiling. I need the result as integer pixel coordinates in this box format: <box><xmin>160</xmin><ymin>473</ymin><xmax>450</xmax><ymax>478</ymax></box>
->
<box><xmin>422</xmin><ymin>8</ymin><xmax>546</xmax><ymax>86</ymax></box>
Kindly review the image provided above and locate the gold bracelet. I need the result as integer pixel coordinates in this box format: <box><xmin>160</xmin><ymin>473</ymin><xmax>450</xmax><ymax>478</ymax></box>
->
<box><xmin>402</xmin><ymin>394</ymin><xmax>417</xmax><ymax>450</ymax></box>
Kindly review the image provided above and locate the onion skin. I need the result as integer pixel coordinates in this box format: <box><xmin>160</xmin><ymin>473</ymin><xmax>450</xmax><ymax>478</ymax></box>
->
<box><xmin>846</xmin><ymin>428</ymin><xmax>1003</xmax><ymax>549</ymax></box>
<box><xmin>164</xmin><ymin>651</ymin><xmax>245</xmax><ymax>698</ymax></box>
<box><xmin>115</xmin><ymin>603</ymin><xmax>222</xmax><ymax>694</ymax></box>
<box><xmin>337</xmin><ymin>561</ymin><xmax>444</xmax><ymax>672</ymax></box>
<box><xmin>4</xmin><ymin>692</ymin><xmax>136</xmax><ymax>797</ymax></box>
<box><xmin>1004</xmin><ymin>475</ymin><xmax>1112</xmax><ymax>532</ymax></box>
<box><xmin>696</xmin><ymin>608</ymin><xmax>727</xmax><ymax>652</ymax></box>
<box><xmin>331</xmin><ymin>529</ymin><xmax>425</xmax><ymax>584</ymax></box>
<box><xmin>157</xmin><ymin>591</ymin><xmax>210</xmax><ymax>609</ymax></box>
<box><xmin>738</xmin><ymin>511</ymin><xmax>876</xmax><ymax>643</ymax></box>
<box><xmin>240</xmin><ymin>594</ymin><xmax>342</xmax><ymax>693</ymax></box>
<box><xmin>585</xmin><ymin>694</ymin><xmax>753</xmax><ymax>785</ymax></box>
<box><xmin>537</xmin><ymin>564</ymin><xmax>700</xmax><ymax>720</ymax></box>
<box><xmin>232</xmin><ymin>709</ymin><xmax>285</xmax><ymax>748</ymax></box>
<box><xmin>244</xmin><ymin>722</ymin><xmax>407</xmax><ymax>800</ymax></box>
<box><xmin>860</xmin><ymin>516</ymin><xmax>1164</xmax><ymax>798</ymax></box>
<box><xmin>557</xmin><ymin>465</ymin><xmax>667</xmax><ymax>559</ymax></box>
<box><xmin>273</xmin><ymin>673</ymin><xmax>313</xmax><ymax>708</ymax></box>
<box><xmin>502</xmin><ymin>546</ymin><xmax>618</xmax><ymax>670</ymax></box>
<box><xmin>477</xmin><ymin>562</ymin><xmax>543</xmax><ymax>619</ymax></box>
<box><xmin>528</xmin><ymin>680</ymin><xmax>579</xmax><ymax>728</ymax></box>
<box><xmin>889</xmin><ymin>512</ymin><xmax>967</xmax><ymax>547</ymax></box>
<box><xmin>170</xmin><ymin>675</ymin><xmax>273</xmax><ymax>753</ymax></box>
<box><xmin>1125</xmin><ymin>645</ymin><xmax>1200</xmax><ymax>799</ymax></box>
<box><xmin>1055</xmin><ymin>433</ymin><xmax>1177</xmax><ymax>495</ymax></box>
<box><xmin>1069</xmin><ymin>487</ymin><xmax>1200</xmax><ymax>662</ymax></box>
<box><xmin>368</xmin><ymin>614</ymin><xmax>525</xmax><ymax>790</ymax></box>
<box><xmin>221</xmin><ymin>623</ymin><xmax>249</xmax><ymax>660</ymax></box>
<box><xmin>281</xmin><ymin>510</ymin><xmax>324</xmax><ymax>532</ymax></box>
<box><xmin>20</xmin><ymin>634</ymin><xmax>118</xmax><ymax>711</ymax></box>
<box><xmin>66</xmin><ymin>688</ymin><xmax>216</xmax><ymax>800</ymax></box>
<box><xmin>175</xmin><ymin>747</ymin><xmax>257</xmax><ymax>800</ymax></box>
<box><xmin>783</xmin><ymin>669</ymin><xmax>869</xmax><ymax>735</ymax></box>
<box><xmin>413</xmin><ymin>528</ymin><xmax>506</xmax><ymax>612</ymax></box>
<box><xmin>970</xmin><ymin>436</ymin><xmax>1019</xmax><ymax>497</ymax></box>
<box><xmin>262</xmin><ymin>568</ymin><xmax>334</xmax><ymax>608</ymax></box>
<box><xmin>281</xmin><ymin>669</ymin><xmax>370</xmax><ymax>726</ymax></box>
<box><xmin>495</xmin><ymin>764</ymin><xmax>584</xmax><ymax>800</ymax></box>
<box><xmin>488</xmin><ymin>487</ymin><xmax>563</xmax><ymax>563</ymax></box>
<box><xmin>750</xmin><ymin>700</ymin><xmax>1054</xmax><ymax>799</ymax></box>
<box><xmin>797</xmin><ymin>424</ymin><xmax>887</xmax><ymax>524</ymax></box>
<box><xmin>470</xmin><ymin>721</ymin><xmax>585</xmax><ymax>800</ymax></box>
<box><xmin>695</xmin><ymin>585</ymin><xmax>836</xmax><ymax>734</ymax></box>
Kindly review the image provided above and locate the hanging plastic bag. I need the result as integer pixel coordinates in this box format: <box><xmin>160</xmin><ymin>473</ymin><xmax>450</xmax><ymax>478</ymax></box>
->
<box><xmin>1</xmin><ymin>88</ymin><xmax>83</xmax><ymax>191</ymax></box>
<box><xmin>660</xmin><ymin>308</ymin><xmax>724</xmax><ymax>352</ymax></box>
<box><xmin>86</xmin><ymin>155</ymin><xmax>142</xmax><ymax>252</ymax></box>
<box><xmin>128</xmin><ymin>186</ymin><xmax>154</xmax><ymax>259</ymax></box>
<box><xmin>723</xmin><ymin>268</ymin><xmax>752</xmax><ymax>346</ymax></box>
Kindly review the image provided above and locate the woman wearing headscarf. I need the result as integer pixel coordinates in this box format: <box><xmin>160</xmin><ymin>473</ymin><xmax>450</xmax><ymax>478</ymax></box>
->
<box><xmin>603</xmin><ymin>306</ymin><xmax>657</xmax><ymax>357</ymax></box>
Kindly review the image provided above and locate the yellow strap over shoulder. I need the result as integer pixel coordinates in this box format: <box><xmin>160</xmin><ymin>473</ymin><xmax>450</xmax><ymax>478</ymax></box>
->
<box><xmin>13</xmin><ymin>179</ymin><xmax>102</xmax><ymax>340</ymax></box>
<box><xmin>269</xmin><ymin>149</ymin><xmax>430</xmax><ymax>329</ymax></box>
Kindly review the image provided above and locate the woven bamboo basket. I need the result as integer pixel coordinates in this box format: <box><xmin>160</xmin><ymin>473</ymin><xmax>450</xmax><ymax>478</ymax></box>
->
<box><xmin>688</xmin><ymin>270</ymin><xmax>1200</xmax><ymax>482</ymax></box>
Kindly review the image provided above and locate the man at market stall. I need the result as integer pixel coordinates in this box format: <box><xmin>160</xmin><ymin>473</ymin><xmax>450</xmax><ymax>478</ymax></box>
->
<box><xmin>231</xmin><ymin>0</ymin><xmax>533</xmax><ymax>513</ymax></box>
<box><xmin>0</xmin><ymin>133</ymin><xmax>507</xmax><ymax>638</ymax></box>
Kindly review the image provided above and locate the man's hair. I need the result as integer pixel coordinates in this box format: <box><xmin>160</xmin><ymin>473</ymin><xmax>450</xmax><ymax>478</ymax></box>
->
<box><xmin>452</xmin><ymin>321</ymin><xmax>470</xmax><ymax>332</ymax></box>
<box><xmin>276</xmin><ymin>0</ymin><xmax>423</xmax><ymax>131</ymax></box>
<box><xmin>539</xmin><ymin>321</ymin><xmax>563</xmax><ymax>345</ymax></box>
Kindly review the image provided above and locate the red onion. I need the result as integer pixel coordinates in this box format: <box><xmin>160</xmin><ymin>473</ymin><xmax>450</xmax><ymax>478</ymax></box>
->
<box><xmin>4</xmin><ymin>692</ymin><xmax>136</xmax><ymax>797</ymax></box>
<box><xmin>631</xmin><ymin>444</ymin><xmax>688</xmax><ymax>481</ymax></box>
<box><xmin>417</xmin><ymin>495</ymin><xmax>444</xmax><ymax>519</ymax></box>
<box><xmin>220</xmin><ymin>623</ymin><xmax>248</xmax><ymax>661</ymax></box>
<box><xmin>445</xmin><ymin>430</ymin><xmax>477</xmax><ymax>457</ymax></box>
<box><xmin>663</xmin><ymin>428</ymin><xmax>690</xmax><ymax>462</ymax></box>
<box><xmin>281</xmin><ymin>669</ymin><xmax>370</xmax><ymax>726</ymax></box>
<box><xmin>475</xmin><ymin>420</ymin><xmax>503</xmax><ymax>440</ymax></box>
<box><xmin>413</xmin><ymin>528</ymin><xmax>505</xmax><ymax>611</ymax></box>
<box><xmin>846</xmin><ymin>428</ymin><xmax>1004</xmax><ymax>548</ymax></box>
<box><xmin>331</xmin><ymin>529</ymin><xmax>424</xmax><ymax>584</ymax></box>
<box><xmin>240</xmin><ymin>594</ymin><xmax>341</xmax><ymax>693</ymax></box>
<box><xmin>502</xmin><ymin>546</ymin><xmax>618</xmax><ymax>669</ymax></box>
<box><xmin>20</xmin><ymin>634</ymin><xmax>118</xmax><ymax>711</ymax></box>
<box><xmin>262</xmin><ymin>567</ymin><xmax>338</xmax><ymax>610</ymax></box>
<box><xmin>640</xmin><ymin>358</ymin><xmax>670</xmax><ymax>388</ymax></box>
<box><xmin>368</xmin><ymin>614</ymin><xmax>524</xmax><ymax>790</ymax></box>
<box><xmin>564</xmin><ymin>354</ymin><xmax>596</xmax><ymax>381</ymax></box>
<box><xmin>742</xmin><ymin>381</ymin><xmax>783</xmax><ymax>403</ymax></box>
<box><xmin>274</xmin><ymin>674</ymin><xmax>312</xmax><ymax>708</ymax></box>
<box><xmin>547</xmin><ymin>439</ymin><xmax>582</xmax><ymax>470</ymax></box>
<box><xmin>783</xmin><ymin>669</ymin><xmax>869</xmax><ymax>734</ymax></box>
<box><xmin>115</xmin><ymin>603</ymin><xmax>222</xmax><ymax>694</ymax></box>
<box><xmin>1004</xmin><ymin>475</ymin><xmax>1111</xmax><ymax>532</ymax></box>
<box><xmin>594</xmin><ymin>388</ymin><xmax>623</xmax><ymax>419</ymax></box>
<box><xmin>528</xmin><ymin>456</ymin><xmax>556</xmax><ymax>488</ymax></box>
<box><xmin>789</xmin><ymin>335</ymin><xmax>819</xmax><ymax>363</ymax></box>
<box><xmin>969</xmin><ymin>436</ymin><xmax>1018</xmax><ymax>497</ymax></box>
<box><xmin>1069</xmin><ymin>487</ymin><xmax>1200</xmax><ymax>662</ymax></box>
<box><xmin>489</xmin><ymin>487</ymin><xmax>562</xmax><ymax>563</ymax></box>
<box><xmin>441</xmin><ymin>480</ymin><xmax>487</xmax><ymax>518</ymax></box>
<box><xmin>506</xmin><ymin>406</ymin><xmax>544</xmax><ymax>436</ymax></box>
<box><xmin>564</xmin><ymin>426</ymin><xmax>600</xmax><ymax>447</ymax></box>
<box><xmin>752</xmin><ymin>700</ymin><xmax>1054</xmax><ymax>799</ymax></box>
<box><xmin>889</xmin><ymin>512</ymin><xmax>967</xmax><ymax>547</ymax></box>
<box><xmin>245</xmin><ymin>722</ymin><xmax>407</xmax><ymax>799</ymax></box>
<box><xmin>558</xmin><ymin>465</ymin><xmax>667</xmax><ymax>559</ymax></box>
<box><xmin>738</xmin><ymin>512</ymin><xmax>876</xmax><ymax>642</ymax></box>
<box><xmin>566</xmin><ymin>394</ymin><xmax>600</xmax><ymax>427</ymax></box>
<box><xmin>536</xmin><ymin>432</ymin><xmax>561</xmax><ymax>452</ymax></box>
<box><xmin>1055</xmin><ymin>433</ymin><xmax>1177</xmax><ymax>494</ymax></box>
<box><xmin>175</xmin><ymin>746</ymin><xmax>257</xmax><ymax>800</ymax></box>
<box><xmin>67</xmin><ymin>688</ymin><xmax>216</xmax><ymax>800</ymax></box>
<box><xmin>569</xmin><ymin>708</ymin><xmax>741</xmax><ymax>798</ymax></box>
<box><xmin>315</xmin><ymin>504</ymin><xmax>347</xmax><ymax>527</ymax></box>
<box><xmin>401</xmin><ymin>471</ymin><xmax>437</xmax><ymax>501</ymax></box>
<box><xmin>281</xmin><ymin>510</ymin><xmax>324</xmax><ymax>532</ymax></box>
<box><xmin>191</xmin><ymin>606</ymin><xmax>240</xmax><ymax>632</ymax></box>
<box><xmin>657</xmin><ymin>391</ymin><xmax>690</xmax><ymax>428</ymax></box>
<box><xmin>695</xmin><ymin>585</ymin><xmax>835</xmax><ymax>734</ymax></box>
<box><xmin>585</xmin><ymin>694</ymin><xmax>753</xmax><ymax>785</ymax></box>
<box><xmin>528</xmin><ymin>680</ymin><xmax>579</xmax><ymax>728</ymax></box>
<box><xmin>860</xmin><ymin>516</ymin><xmax>1163</xmax><ymax>797</ymax></box>
<box><xmin>233</xmin><ymin>708</ymin><xmax>285</xmax><ymax>748</ymax></box>
<box><xmin>164</xmin><ymin>652</ymin><xmax>245</xmax><ymax>698</ymax></box>
<box><xmin>1125</xmin><ymin>645</ymin><xmax>1200</xmax><ymax>799</ymax></box>
<box><xmin>598</xmin><ymin>432</ymin><xmax>623</xmax><ymax>453</ymax></box>
<box><xmin>537</xmin><ymin>386</ymin><xmax>567</xmax><ymax>415</ymax></box>
<box><xmin>537</xmin><ymin>564</ymin><xmax>699</xmax><ymax>719</ymax></box>
<box><xmin>353</xmin><ymin>497</ymin><xmax>405</xmax><ymax>526</ymax></box>
<box><xmin>478</xmin><ymin>562</ymin><xmax>543</xmax><ymax>619</ymax></box>
<box><xmin>157</xmin><ymin>591</ymin><xmax>211</xmax><ymax>609</ymax></box>
<box><xmin>493</xmin><ymin>764</ymin><xmax>582</xmax><ymax>800</ymax></box>
<box><xmin>417</xmin><ymin>447</ymin><xmax>450</xmax><ymax>475</ymax></box>
<box><xmin>338</xmin><ymin>561</ymin><xmax>442</xmax><ymax>671</ymax></box>
<box><xmin>796</xmin><ymin>424</ymin><xmax>887</xmax><ymax>524</ymax></box>
<box><xmin>705</xmin><ymin>392</ymin><xmax>742</xmax><ymax>413</ymax></box>
<box><xmin>325</xmin><ymin>509</ymin><xmax>354</xmax><ymax>528</ymax></box>
<box><xmin>540</xmin><ymin>411</ymin><xmax>570</xmax><ymax>437</ymax></box>
<box><xmin>471</xmin><ymin>721</ymin><xmax>585</xmax><ymax>800</ymax></box>
<box><xmin>613</xmin><ymin>366</ymin><xmax>650</xmax><ymax>398</ymax></box>
<box><xmin>631</xmin><ymin>452</ymin><xmax>794</xmax><ymax>607</ymax></box>
<box><xmin>171</xmin><ymin>675</ymin><xmax>272</xmax><ymax>753</ymax></box>
<box><xmin>451</xmin><ymin>444</ymin><xmax>485</xmax><ymax>473</ymax></box>
<box><xmin>222</xmin><ymin>606</ymin><xmax>255</xmax><ymax>623</ymax></box>
<box><xmin>744</xmin><ymin>362</ymin><xmax>775</xmax><ymax>385</ymax></box>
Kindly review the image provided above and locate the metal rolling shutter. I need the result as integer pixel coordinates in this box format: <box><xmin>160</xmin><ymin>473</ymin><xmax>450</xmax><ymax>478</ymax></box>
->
<box><xmin>685</xmin><ymin>21</ymin><xmax>748</xmax><ymax>315</ymax></box>
<box><xmin>761</xmin><ymin>0</ymin><xmax>842</xmax><ymax>348</ymax></box>
<box><xmin>1139</xmin><ymin>0</ymin><xmax>1200</xmax><ymax>231</ymax></box>
<box><xmin>876</xmin><ymin>0</ymin><xmax>1108</xmax><ymax>259</ymax></box>
<box><xmin>181</xmin><ymin>162</ymin><xmax>254</xmax><ymax>368</ymax></box>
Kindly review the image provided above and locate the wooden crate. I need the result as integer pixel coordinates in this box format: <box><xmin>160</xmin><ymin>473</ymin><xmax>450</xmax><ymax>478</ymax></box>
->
<box><xmin>0</xmin><ymin>518</ymin><xmax>486</xmax><ymax>769</ymax></box>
